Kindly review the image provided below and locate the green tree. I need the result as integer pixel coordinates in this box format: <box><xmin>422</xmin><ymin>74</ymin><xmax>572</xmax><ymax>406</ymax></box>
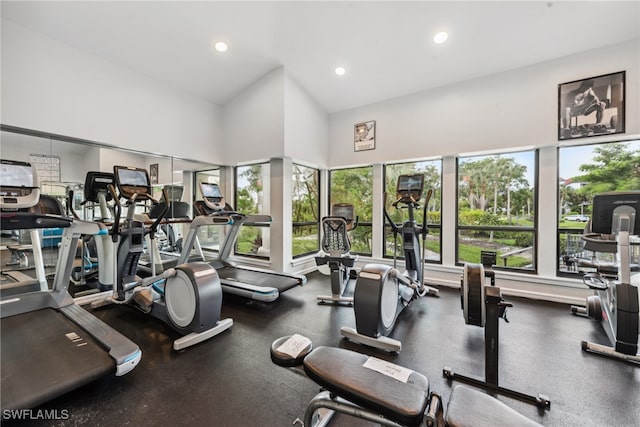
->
<box><xmin>236</xmin><ymin>164</ymin><xmax>265</xmax><ymax>214</ymax></box>
<box><xmin>460</xmin><ymin>157</ymin><xmax>495</xmax><ymax>210</ymax></box>
<box><xmin>292</xmin><ymin>165</ymin><xmax>319</xmax><ymax>232</ymax></box>
<box><xmin>574</xmin><ymin>143</ymin><xmax>640</xmax><ymax>196</ymax></box>
<box><xmin>330</xmin><ymin>167</ymin><xmax>374</xmax><ymax>253</ymax></box>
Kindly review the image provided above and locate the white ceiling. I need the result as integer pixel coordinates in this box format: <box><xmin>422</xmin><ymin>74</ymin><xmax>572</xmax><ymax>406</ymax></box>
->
<box><xmin>2</xmin><ymin>1</ymin><xmax>639</xmax><ymax>113</ymax></box>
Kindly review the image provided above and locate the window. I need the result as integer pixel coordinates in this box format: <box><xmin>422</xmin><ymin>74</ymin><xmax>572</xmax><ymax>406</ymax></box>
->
<box><xmin>384</xmin><ymin>160</ymin><xmax>442</xmax><ymax>262</ymax></box>
<box><xmin>292</xmin><ymin>164</ymin><xmax>320</xmax><ymax>258</ymax></box>
<box><xmin>557</xmin><ymin>140</ymin><xmax>640</xmax><ymax>276</ymax></box>
<box><xmin>235</xmin><ymin>163</ymin><xmax>270</xmax><ymax>259</ymax></box>
<box><xmin>328</xmin><ymin>166</ymin><xmax>373</xmax><ymax>256</ymax></box>
<box><xmin>194</xmin><ymin>169</ymin><xmax>222</xmax><ymax>254</ymax></box>
<box><xmin>457</xmin><ymin>151</ymin><xmax>537</xmax><ymax>271</ymax></box>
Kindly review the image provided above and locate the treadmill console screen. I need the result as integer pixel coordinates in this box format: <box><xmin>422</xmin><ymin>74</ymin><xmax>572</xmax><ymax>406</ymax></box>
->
<box><xmin>201</xmin><ymin>183</ymin><xmax>222</xmax><ymax>199</ymax></box>
<box><xmin>1</xmin><ymin>160</ymin><xmax>35</xmax><ymax>189</ymax></box>
<box><xmin>162</xmin><ymin>185</ymin><xmax>184</xmax><ymax>202</ymax></box>
<box><xmin>396</xmin><ymin>174</ymin><xmax>424</xmax><ymax>202</ymax></box>
<box><xmin>200</xmin><ymin>182</ymin><xmax>225</xmax><ymax>211</ymax></box>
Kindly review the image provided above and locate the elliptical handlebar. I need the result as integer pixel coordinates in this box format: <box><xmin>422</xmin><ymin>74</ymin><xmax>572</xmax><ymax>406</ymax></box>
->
<box><xmin>421</xmin><ymin>189</ymin><xmax>433</xmax><ymax>240</ymax></box>
<box><xmin>148</xmin><ymin>187</ymin><xmax>170</xmax><ymax>236</ymax></box>
<box><xmin>108</xmin><ymin>184</ymin><xmax>121</xmax><ymax>242</ymax></box>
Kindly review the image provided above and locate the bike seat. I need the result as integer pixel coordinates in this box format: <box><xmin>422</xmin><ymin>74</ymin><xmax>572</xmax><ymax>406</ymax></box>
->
<box><xmin>446</xmin><ymin>385</ymin><xmax>541</xmax><ymax>427</ymax></box>
<box><xmin>303</xmin><ymin>346</ymin><xmax>430</xmax><ymax>427</ymax></box>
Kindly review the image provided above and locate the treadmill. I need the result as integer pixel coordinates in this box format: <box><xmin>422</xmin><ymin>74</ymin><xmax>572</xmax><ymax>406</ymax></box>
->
<box><xmin>178</xmin><ymin>182</ymin><xmax>306</xmax><ymax>302</ymax></box>
<box><xmin>1</xmin><ymin>159</ymin><xmax>141</xmax><ymax>410</ymax></box>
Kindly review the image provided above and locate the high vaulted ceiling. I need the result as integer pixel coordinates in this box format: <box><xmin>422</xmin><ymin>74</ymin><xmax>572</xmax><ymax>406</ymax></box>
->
<box><xmin>2</xmin><ymin>1</ymin><xmax>638</xmax><ymax>113</ymax></box>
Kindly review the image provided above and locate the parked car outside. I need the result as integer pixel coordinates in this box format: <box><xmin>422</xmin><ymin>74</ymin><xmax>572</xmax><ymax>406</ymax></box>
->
<box><xmin>564</xmin><ymin>214</ymin><xmax>589</xmax><ymax>222</ymax></box>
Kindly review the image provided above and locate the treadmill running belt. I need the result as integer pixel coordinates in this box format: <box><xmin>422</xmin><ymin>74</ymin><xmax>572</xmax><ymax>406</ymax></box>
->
<box><xmin>1</xmin><ymin>308</ymin><xmax>115</xmax><ymax>410</ymax></box>
<box><xmin>216</xmin><ymin>266</ymin><xmax>300</xmax><ymax>292</ymax></box>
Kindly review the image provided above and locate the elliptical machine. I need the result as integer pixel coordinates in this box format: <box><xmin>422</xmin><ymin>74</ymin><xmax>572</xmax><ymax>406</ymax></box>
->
<box><xmin>315</xmin><ymin>203</ymin><xmax>359</xmax><ymax>306</ymax></box>
<box><xmin>69</xmin><ymin>171</ymin><xmax>117</xmax><ymax>297</ymax></box>
<box><xmin>341</xmin><ymin>174</ymin><xmax>438</xmax><ymax>352</ymax></box>
<box><xmin>572</xmin><ymin>191</ymin><xmax>640</xmax><ymax>364</ymax></box>
<box><xmin>97</xmin><ymin>165</ymin><xmax>232</xmax><ymax>351</ymax></box>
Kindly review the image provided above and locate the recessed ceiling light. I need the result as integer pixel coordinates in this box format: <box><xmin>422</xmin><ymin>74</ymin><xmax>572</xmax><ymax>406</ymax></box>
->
<box><xmin>214</xmin><ymin>41</ymin><xmax>228</xmax><ymax>53</ymax></box>
<box><xmin>433</xmin><ymin>32</ymin><xmax>448</xmax><ymax>44</ymax></box>
<box><xmin>335</xmin><ymin>66</ymin><xmax>346</xmax><ymax>76</ymax></box>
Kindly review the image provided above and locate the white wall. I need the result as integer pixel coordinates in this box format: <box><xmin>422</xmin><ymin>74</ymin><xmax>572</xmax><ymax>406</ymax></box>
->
<box><xmin>1</xmin><ymin>19</ymin><xmax>223</xmax><ymax>163</ymax></box>
<box><xmin>324</xmin><ymin>39</ymin><xmax>639</xmax><ymax>303</ymax></box>
<box><xmin>0</xmin><ymin>131</ymin><xmax>91</xmax><ymax>184</ymax></box>
<box><xmin>328</xmin><ymin>39</ymin><xmax>639</xmax><ymax>167</ymax></box>
<box><xmin>283</xmin><ymin>71</ymin><xmax>329</xmax><ymax>167</ymax></box>
<box><xmin>222</xmin><ymin>68</ymin><xmax>285</xmax><ymax>165</ymax></box>
<box><xmin>98</xmin><ymin>148</ymin><xmax>145</xmax><ymax>172</ymax></box>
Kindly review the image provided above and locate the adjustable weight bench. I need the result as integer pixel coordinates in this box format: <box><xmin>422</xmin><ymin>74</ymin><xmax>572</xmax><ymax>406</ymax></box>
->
<box><xmin>271</xmin><ymin>336</ymin><xmax>542</xmax><ymax>427</ymax></box>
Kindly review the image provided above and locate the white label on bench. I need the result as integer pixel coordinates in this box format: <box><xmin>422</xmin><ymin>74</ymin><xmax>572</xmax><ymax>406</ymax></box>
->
<box><xmin>276</xmin><ymin>334</ymin><xmax>312</xmax><ymax>358</ymax></box>
<box><xmin>363</xmin><ymin>357</ymin><xmax>412</xmax><ymax>383</ymax></box>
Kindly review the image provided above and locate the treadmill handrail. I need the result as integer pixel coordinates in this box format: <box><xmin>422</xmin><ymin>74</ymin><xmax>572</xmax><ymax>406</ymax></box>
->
<box><xmin>243</xmin><ymin>214</ymin><xmax>272</xmax><ymax>226</ymax></box>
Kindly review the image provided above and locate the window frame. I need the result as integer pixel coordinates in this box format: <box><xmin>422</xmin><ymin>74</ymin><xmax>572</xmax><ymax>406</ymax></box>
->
<box><xmin>382</xmin><ymin>159</ymin><xmax>443</xmax><ymax>264</ymax></box>
<box><xmin>328</xmin><ymin>165</ymin><xmax>374</xmax><ymax>257</ymax></box>
<box><xmin>556</xmin><ymin>139</ymin><xmax>640</xmax><ymax>277</ymax></box>
<box><xmin>455</xmin><ymin>149</ymin><xmax>539</xmax><ymax>273</ymax></box>
<box><xmin>234</xmin><ymin>162</ymin><xmax>271</xmax><ymax>260</ymax></box>
<box><xmin>292</xmin><ymin>163</ymin><xmax>320</xmax><ymax>259</ymax></box>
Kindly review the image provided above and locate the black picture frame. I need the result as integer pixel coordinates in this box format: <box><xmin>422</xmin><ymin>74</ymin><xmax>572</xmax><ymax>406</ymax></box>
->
<box><xmin>354</xmin><ymin>120</ymin><xmax>375</xmax><ymax>152</ymax></box>
<box><xmin>558</xmin><ymin>71</ymin><xmax>625</xmax><ymax>140</ymax></box>
<box><xmin>149</xmin><ymin>163</ymin><xmax>159</xmax><ymax>185</ymax></box>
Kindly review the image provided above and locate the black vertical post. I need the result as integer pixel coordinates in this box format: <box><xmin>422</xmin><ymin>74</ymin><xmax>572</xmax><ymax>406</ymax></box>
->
<box><xmin>485</xmin><ymin>286</ymin><xmax>501</xmax><ymax>386</ymax></box>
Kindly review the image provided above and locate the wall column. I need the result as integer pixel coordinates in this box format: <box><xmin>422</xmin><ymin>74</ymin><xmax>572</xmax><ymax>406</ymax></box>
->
<box><xmin>441</xmin><ymin>156</ymin><xmax>457</xmax><ymax>266</ymax></box>
<box><xmin>270</xmin><ymin>157</ymin><xmax>293</xmax><ymax>272</ymax></box>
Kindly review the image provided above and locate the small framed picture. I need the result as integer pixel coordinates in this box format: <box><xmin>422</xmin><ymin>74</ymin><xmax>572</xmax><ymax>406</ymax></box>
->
<box><xmin>558</xmin><ymin>71</ymin><xmax>625</xmax><ymax>140</ymax></box>
<box><xmin>149</xmin><ymin>163</ymin><xmax>159</xmax><ymax>184</ymax></box>
<box><xmin>354</xmin><ymin>120</ymin><xmax>375</xmax><ymax>152</ymax></box>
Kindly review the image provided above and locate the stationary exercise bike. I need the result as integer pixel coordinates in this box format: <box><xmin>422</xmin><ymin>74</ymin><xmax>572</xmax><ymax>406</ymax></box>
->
<box><xmin>96</xmin><ymin>165</ymin><xmax>232</xmax><ymax>350</ymax></box>
<box><xmin>571</xmin><ymin>191</ymin><xmax>640</xmax><ymax>364</ymax></box>
<box><xmin>341</xmin><ymin>174</ymin><xmax>438</xmax><ymax>352</ymax></box>
<box><xmin>444</xmin><ymin>258</ymin><xmax>551</xmax><ymax>409</ymax></box>
<box><xmin>315</xmin><ymin>203</ymin><xmax>359</xmax><ymax>306</ymax></box>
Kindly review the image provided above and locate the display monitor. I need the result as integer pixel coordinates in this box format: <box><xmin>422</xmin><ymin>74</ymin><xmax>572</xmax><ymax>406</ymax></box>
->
<box><xmin>116</xmin><ymin>168</ymin><xmax>149</xmax><ymax>187</ymax></box>
<box><xmin>591</xmin><ymin>191</ymin><xmax>640</xmax><ymax>235</ymax></box>
<box><xmin>1</xmin><ymin>159</ymin><xmax>35</xmax><ymax>189</ymax></box>
<box><xmin>396</xmin><ymin>174</ymin><xmax>424</xmax><ymax>202</ymax></box>
<box><xmin>113</xmin><ymin>166</ymin><xmax>152</xmax><ymax>200</ymax></box>
<box><xmin>1</xmin><ymin>159</ymin><xmax>40</xmax><ymax>209</ymax></box>
<box><xmin>162</xmin><ymin>185</ymin><xmax>184</xmax><ymax>202</ymax></box>
<box><xmin>201</xmin><ymin>182</ymin><xmax>222</xmax><ymax>199</ymax></box>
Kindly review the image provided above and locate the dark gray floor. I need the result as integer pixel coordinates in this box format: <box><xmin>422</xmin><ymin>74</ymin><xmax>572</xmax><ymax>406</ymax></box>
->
<box><xmin>5</xmin><ymin>271</ymin><xmax>640</xmax><ymax>426</ymax></box>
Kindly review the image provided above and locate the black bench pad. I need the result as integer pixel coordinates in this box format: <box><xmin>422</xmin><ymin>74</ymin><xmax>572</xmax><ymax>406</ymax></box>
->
<box><xmin>303</xmin><ymin>346</ymin><xmax>429</xmax><ymax>427</ymax></box>
<box><xmin>446</xmin><ymin>385</ymin><xmax>542</xmax><ymax>427</ymax></box>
